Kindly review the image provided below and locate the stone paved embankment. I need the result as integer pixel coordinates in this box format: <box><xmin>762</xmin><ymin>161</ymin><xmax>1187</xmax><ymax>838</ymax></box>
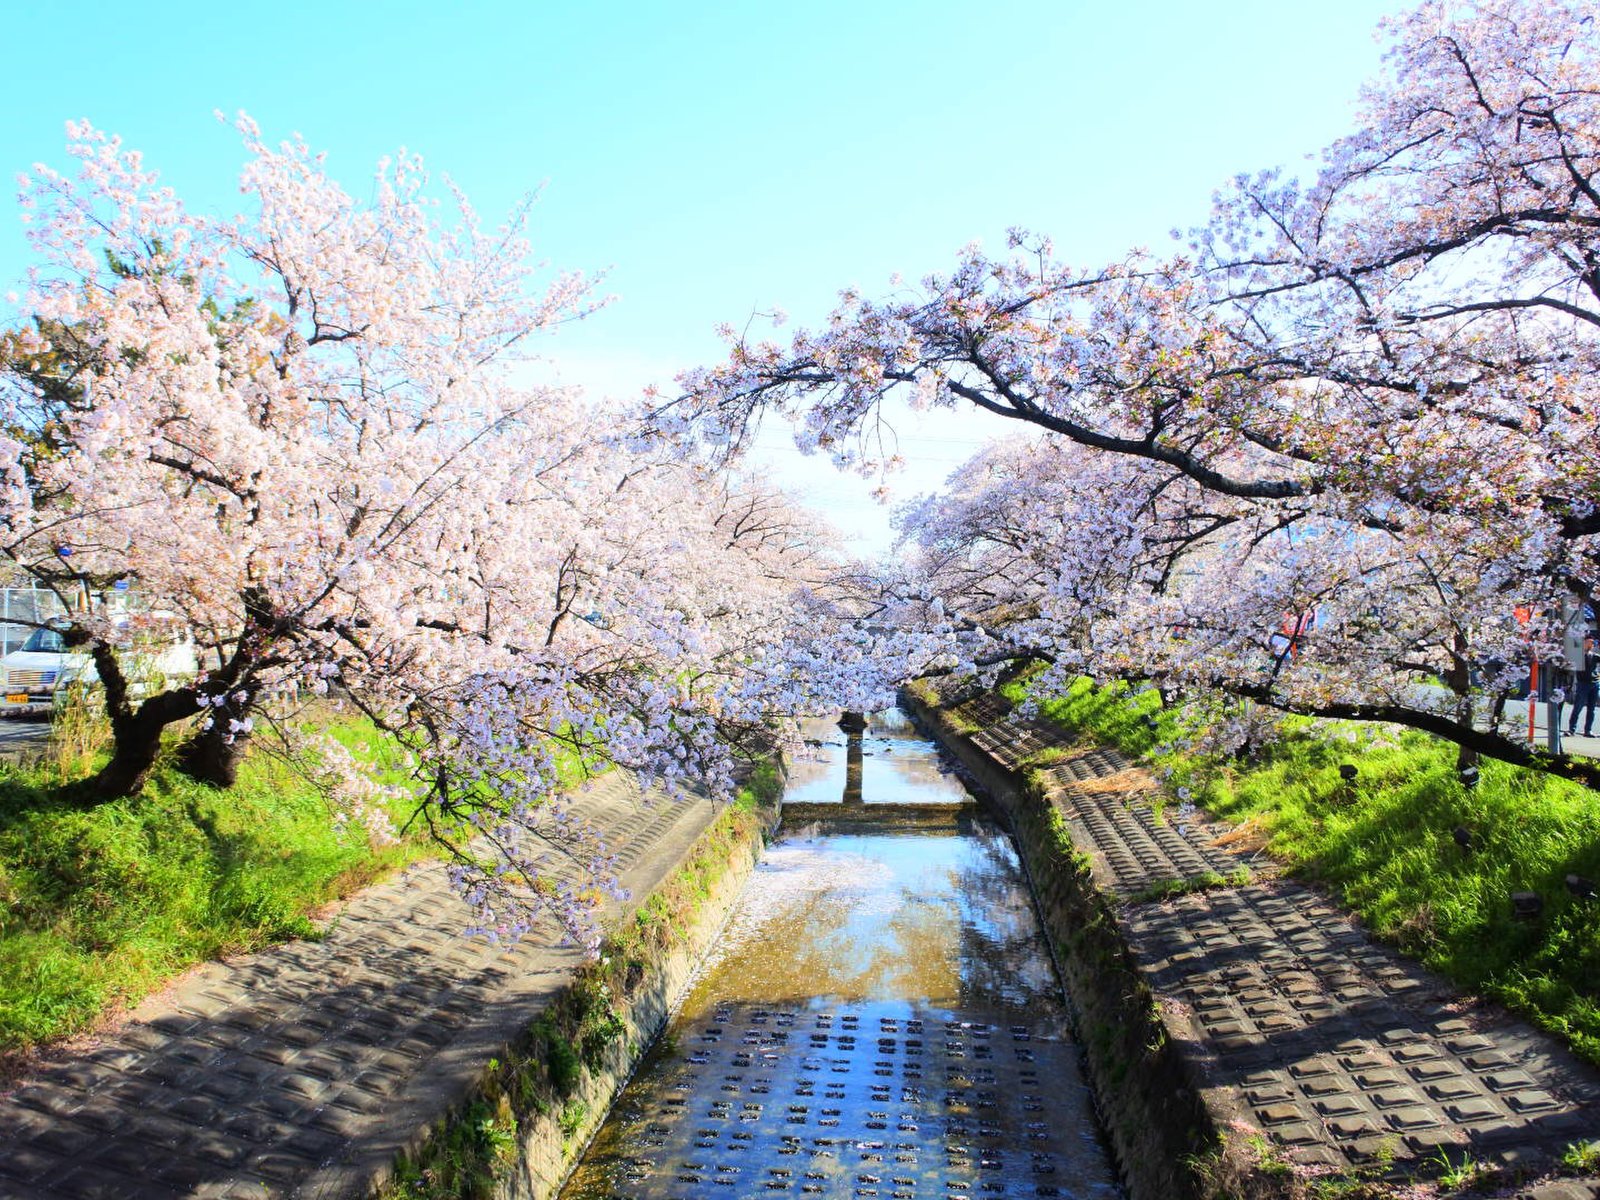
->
<box><xmin>929</xmin><ymin>687</ymin><xmax>1600</xmax><ymax>1197</ymax></box>
<box><xmin>0</xmin><ymin>774</ymin><xmax>722</xmax><ymax>1200</ymax></box>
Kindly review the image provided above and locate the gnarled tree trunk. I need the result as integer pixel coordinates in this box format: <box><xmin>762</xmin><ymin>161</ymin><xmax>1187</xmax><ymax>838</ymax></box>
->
<box><xmin>68</xmin><ymin>686</ymin><xmax>200</xmax><ymax>804</ymax></box>
<box><xmin>175</xmin><ymin>718</ymin><xmax>250</xmax><ymax>789</ymax></box>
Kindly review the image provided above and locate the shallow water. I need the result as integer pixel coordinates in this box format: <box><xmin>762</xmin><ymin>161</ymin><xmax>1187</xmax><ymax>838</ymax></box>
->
<box><xmin>782</xmin><ymin>709</ymin><xmax>973</xmax><ymax>807</ymax></box>
<box><xmin>560</xmin><ymin>710</ymin><xmax>1120</xmax><ymax>1200</ymax></box>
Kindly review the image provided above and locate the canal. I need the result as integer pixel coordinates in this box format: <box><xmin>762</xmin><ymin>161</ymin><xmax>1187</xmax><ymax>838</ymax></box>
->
<box><xmin>559</xmin><ymin>709</ymin><xmax>1122</xmax><ymax>1200</ymax></box>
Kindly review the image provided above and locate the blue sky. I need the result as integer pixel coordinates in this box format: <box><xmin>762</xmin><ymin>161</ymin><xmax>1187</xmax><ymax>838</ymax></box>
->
<box><xmin>0</xmin><ymin>0</ymin><xmax>1399</xmax><ymax>553</ymax></box>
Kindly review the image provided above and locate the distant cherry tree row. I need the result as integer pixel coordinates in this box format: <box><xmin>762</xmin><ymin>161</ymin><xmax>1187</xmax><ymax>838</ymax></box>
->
<box><xmin>663</xmin><ymin>0</ymin><xmax>1600</xmax><ymax>788</ymax></box>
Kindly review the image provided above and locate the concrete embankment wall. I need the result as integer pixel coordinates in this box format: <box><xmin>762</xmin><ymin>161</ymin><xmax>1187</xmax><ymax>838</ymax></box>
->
<box><xmin>496</xmin><ymin>796</ymin><xmax>776</xmax><ymax>1200</ymax></box>
<box><xmin>904</xmin><ymin>687</ymin><xmax>1217</xmax><ymax>1200</ymax></box>
<box><xmin>374</xmin><ymin>783</ymin><xmax>781</xmax><ymax>1200</ymax></box>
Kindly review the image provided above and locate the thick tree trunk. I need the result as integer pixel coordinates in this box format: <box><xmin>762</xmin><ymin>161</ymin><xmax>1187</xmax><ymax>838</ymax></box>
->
<box><xmin>67</xmin><ymin>687</ymin><xmax>199</xmax><ymax>804</ymax></box>
<box><xmin>72</xmin><ymin>714</ymin><xmax>167</xmax><ymax>803</ymax></box>
<box><xmin>58</xmin><ymin>591</ymin><xmax>274</xmax><ymax>803</ymax></box>
<box><xmin>175</xmin><ymin>723</ymin><xmax>248</xmax><ymax>789</ymax></box>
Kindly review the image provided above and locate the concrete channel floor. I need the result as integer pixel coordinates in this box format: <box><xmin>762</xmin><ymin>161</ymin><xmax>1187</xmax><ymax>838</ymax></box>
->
<box><xmin>949</xmin><ymin>691</ymin><xmax>1600</xmax><ymax>1192</ymax></box>
<box><xmin>0</xmin><ymin>773</ymin><xmax>720</xmax><ymax>1200</ymax></box>
<box><xmin>578</xmin><ymin>1001</ymin><xmax>1113</xmax><ymax>1200</ymax></box>
<box><xmin>559</xmin><ymin>787</ymin><xmax>1122</xmax><ymax>1200</ymax></box>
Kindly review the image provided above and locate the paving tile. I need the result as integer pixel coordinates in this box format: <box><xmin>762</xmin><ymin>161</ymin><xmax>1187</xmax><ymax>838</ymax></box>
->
<box><xmin>1288</xmin><ymin>1056</ymin><xmax>1338</xmax><ymax>1080</ymax></box>
<box><xmin>1269</xmin><ymin>1122</ymin><xmax>1323</xmax><ymax>1147</ymax></box>
<box><xmin>1313</xmin><ymin>1094</ymin><xmax>1366</xmax><ymax>1118</ymax></box>
<box><xmin>10</xmin><ymin>1087</ymin><xmax>81</xmax><ymax>1120</ymax></box>
<box><xmin>241</xmin><ymin>1148</ymin><xmax>323</xmax><ymax>1184</ymax></box>
<box><xmin>1443</xmin><ymin>1094</ymin><xmax>1507</xmax><ymax>1122</ymax></box>
<box><xmin>0</xmin><ymin>1142</ymin><xmax>62</xmax><ymax>1183</ymax></box>
<box><xmin>1407</xmin><ymin>1059</ymin><xmax>1459</xmax><ymax>1081</ymax></box>
<box><xmin>1370</xmin><ymin>1087</ymin><xmax>1425</xmax><ymax>1110</ymax></box>
<box><xmin>1536</xmin><ymin>1124</ymin><xmax>1600</xmax><ymax>1164</ymax></box>
<box><xmin>1483</xmin><ymin>1069</ymin><xmax>1537</xmax><ymax>1092</ymax></box>
<box><xmin>1328</xmin><ymin>1114</ymin><xmax>1385</xmax><ymax>1140</ymax></box>
<box><xmin>1506</xmin><ymin>1089</ymin><xmax>1560</xmax><ymax>1113</ymax></box>
<box><xmin>1386</xmin><ymin>1106</ymin><xmax>1444</xmax><ymax>1131</ymax></box>
<box><xmin>1302</xmin><ymin>1076</ymin><xmax>1348</xmax><ymax>1097</ymax></box>
<box><xmin>30</xmin><ymin>1122</ymin><xmax>102</xmax><ymax>1159</ymax></box>
<box><xmin>1353</xmin><ymin>1069</ymin><xmax>1405</xmax><ymax>1089</ymax></box>
<box><xmin>1469</xmin><ymin>1120</ymin><xmax>1547</xmax><ymax>1153</ymax></box>
<box><xmin>309</xmin><ymin>1105</ymin><xmax>367</xmax><ymax>1138</ymax></box>
<box><xmin>1246</xmin><ymin>1083</ymin><xmax>1294</xmax><ymax>1106</ymax></box>
<box><xmin>52</xmin><ymin>1166</ymin><xmax>159</xmax><ymax>1200</ymax></box>
<box><xmin>1</xmin><ymin>770</ymin><xmax>728</xmax><ymax>1199</ymax></box>
<box><xmin>0</xmin><ymin>1182</ymin><xmax>67</xmax><ymax>1200</ymax></box>
<box><xmin>1256</xmin><ymin>1102</ymin><xmax>1307</xmax><ymax>1126</ymax></box>
<box><xmin>1338</xmin><ymin>1050</ymin><xmax>1389</xmax><ymax>1071</ymax></box>
<box><xmin>1423</xmin><ymin>1078</ymin><xmax>1482</xmax><ymax>1101</ymax></box>
<box><xmin>1402</xmin><ymin>1127</ymin><xmax>1467</xmax><ymax>1155</ymax></box>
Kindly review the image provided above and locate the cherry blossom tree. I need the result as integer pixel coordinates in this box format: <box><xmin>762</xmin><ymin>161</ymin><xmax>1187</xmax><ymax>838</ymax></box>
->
<box><xmin>664</xmin><ymin>0</ymin><xmax>1600</xmax><ymax>788</ymax></box>
<box><xmin>391</xmin><ymin>460</ymin><xmax>865</xmax><ymax>943</ymax></box>
<box><xmin>0</xmin><ymin>118</ymin><xmax>862</xmax><ymax>943</ymax></box>
<box><xmin>1</xmin><ymin>115</ymin><xmax>610</xmax><ymax>799</ymax></box>
<box><xmin>894</xmin><ymin>432</ymin><xmax>1560</xmax><ymax>767</ymax></box>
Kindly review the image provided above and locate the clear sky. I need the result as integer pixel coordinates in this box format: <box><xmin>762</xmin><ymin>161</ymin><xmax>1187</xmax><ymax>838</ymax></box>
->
<box><xmin>0</xmin><ymin>0</ymin><xmax>1400</xmax><ymax>554</ymax></box>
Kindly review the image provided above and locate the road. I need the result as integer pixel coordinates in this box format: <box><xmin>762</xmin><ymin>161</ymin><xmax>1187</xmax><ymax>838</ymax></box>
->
<box><xmin>0</xmin><ymin>714</ymin><xmax>50</xmax><ymax>759</ymax></box>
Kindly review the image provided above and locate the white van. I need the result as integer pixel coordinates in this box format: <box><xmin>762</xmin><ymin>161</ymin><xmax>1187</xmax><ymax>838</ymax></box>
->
<box><xmin>0</xmin><ymin>622</ymin><xmax>199</xmax><ymax>716</ymax></box>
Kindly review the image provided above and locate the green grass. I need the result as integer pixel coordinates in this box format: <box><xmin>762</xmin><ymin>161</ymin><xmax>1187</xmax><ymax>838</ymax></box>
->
<box><xmin>1007</xmin><ymin>672</ymin><xmax>1600</xmax><ymax>1066</ymax></box>
<box><xmin>1563</xmin><ymin>1140</ymin><xmax>1600</xmax><ymax>1172</ymax></box>
<box><xmin>0</xmin><ymin>716</ymin><xmax>425</xmax><ymax>1061</ymax></box>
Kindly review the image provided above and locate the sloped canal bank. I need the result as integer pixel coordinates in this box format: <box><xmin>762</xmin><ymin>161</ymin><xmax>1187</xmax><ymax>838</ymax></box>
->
<box><xmin>559</xmin><ymin>710</ymin><xmax>1122</xmax><ymax>1200</ymax></box>
<box><xmin>905</xmin><ymin>682</ymin><xmax>1600</xmax><ymax>1200</ymax></box>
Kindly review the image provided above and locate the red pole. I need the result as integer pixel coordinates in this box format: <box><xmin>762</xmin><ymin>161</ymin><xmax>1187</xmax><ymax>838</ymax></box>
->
<box><xmin>1529</xmin><ymin>657</ymin><xmax>1538</xmax><ymax>743</ymax></box>
<box><xmin>1514</xmin><ymin>604</ymin><xmax>1536</xmax><ymax>743</ymax></box>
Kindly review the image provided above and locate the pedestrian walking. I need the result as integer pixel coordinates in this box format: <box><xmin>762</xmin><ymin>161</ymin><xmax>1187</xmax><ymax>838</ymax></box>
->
<box><xmin>1568</xmin><ymin>633</ymin><xmax>1598</xmax><ymax>739</ymax></box>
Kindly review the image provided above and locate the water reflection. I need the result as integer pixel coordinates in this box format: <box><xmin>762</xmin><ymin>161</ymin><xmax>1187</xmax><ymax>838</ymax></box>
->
<box><xmin>676</xmin><ymin>827</ymin><xmax>1059</xmax><ymax>1012</ymax></box>
<box><xmin>559</xmin><ymin>709</ymin><xmax>1120</xmax><ymax>1199</ymax></box>
<box><xmin>785</xmin><ymin>709</ymin><xmax>971</xmax><ymax>807</ymax></box>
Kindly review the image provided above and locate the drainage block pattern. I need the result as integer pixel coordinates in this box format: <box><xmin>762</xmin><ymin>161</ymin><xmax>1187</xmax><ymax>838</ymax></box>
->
<box><xmin>952</xmin><ymin>698</ymin><xmax>1244</xmax><ymax>899</ymax></box>
<box><xmin>1129</xmin><ymin>883</ymin><xmax>1600</xmax><ymax>1171</ymax></box>
<box><xmin>566</xmin><ymin>1003</ymin><xmax>1118</xmax><ymax>1200</ymax></box>
<box><xmin>0</xmin><ymin>776</ymin><xmax>718</xmax><ymax>1200</ymax></box>
<box><xmin>1047</xmin><ymin>756</ymin><xmax>1242</xmax><ymax>898</ymax></box>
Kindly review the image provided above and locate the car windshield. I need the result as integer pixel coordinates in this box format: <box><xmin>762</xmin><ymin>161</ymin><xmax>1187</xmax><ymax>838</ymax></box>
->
<box><xmin>19</xmin><ymin>627</ymin><xmax>67</xmax><ymax>654</ymax></box>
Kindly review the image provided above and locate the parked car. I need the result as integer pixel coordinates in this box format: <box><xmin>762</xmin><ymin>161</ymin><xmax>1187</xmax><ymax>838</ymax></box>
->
<box><xmin>0</xmin><ymin>620</ymin><xmax>199</xmax><ymax>716</ymax></box>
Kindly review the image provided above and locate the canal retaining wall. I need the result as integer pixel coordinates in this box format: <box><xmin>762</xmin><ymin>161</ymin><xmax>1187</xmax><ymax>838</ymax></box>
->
<box><xmin>904</xmin><ymin>682</ymin><xmax>1219</xmax><ymax>1200</ymax></box>
<box><xmin>422</xmin><ymin>780</ymin><xmax>785</xmax><ymax>1200</ymax></box>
